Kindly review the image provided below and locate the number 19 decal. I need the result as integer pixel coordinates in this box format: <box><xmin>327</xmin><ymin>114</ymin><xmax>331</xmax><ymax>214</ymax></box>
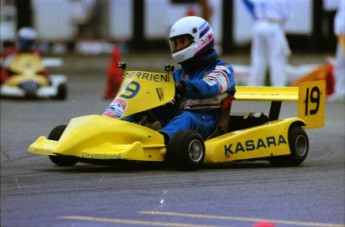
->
<box><xmin>298</xmin><ymin>80</ymin><xmax>325</xmax><ymax>129</ymax></box>
<box><xmin>305</xmin><ymin>86</ymin><xmax>320</xmax><ymax>116</ymax></box>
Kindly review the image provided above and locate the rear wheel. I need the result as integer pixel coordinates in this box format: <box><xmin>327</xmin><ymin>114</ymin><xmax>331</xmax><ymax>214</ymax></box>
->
<box><xmin>269</xmin><ymin>125</ymin><xmax>309</xmax><ymax>166</ymax></box>
<box><xmin>165</xmin><ymin>130</ymin><xmax>205</xmax><ymax>171</ymax></box>
<box><xmin>48</xmin><ymin>125</ymin><xmax>77</xmax><ymax>166</ymax></box>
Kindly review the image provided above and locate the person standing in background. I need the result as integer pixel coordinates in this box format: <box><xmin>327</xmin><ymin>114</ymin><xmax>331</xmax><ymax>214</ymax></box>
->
<box><xmin>328</xmin><ymin>0</ymin><xmax>345</xmax><ymax>102</ymax></box>
<box><xmin>243</xmin><ymin>0</ymin><xmax>291</xmax><ymax>86</ymax></box>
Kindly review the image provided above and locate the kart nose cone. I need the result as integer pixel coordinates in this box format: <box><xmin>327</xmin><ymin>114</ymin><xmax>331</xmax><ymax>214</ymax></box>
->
<box><xmin>19</xmin><ymin>81</ymin><xmax>40</xmax><ymax>97</ymax></box>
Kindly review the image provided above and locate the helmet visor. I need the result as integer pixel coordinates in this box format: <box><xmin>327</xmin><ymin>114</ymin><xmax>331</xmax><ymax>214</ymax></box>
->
<box><xmin>169</xmin><ymin>35</ymin><xmax>194</xmax><ymax>53</ymax></box>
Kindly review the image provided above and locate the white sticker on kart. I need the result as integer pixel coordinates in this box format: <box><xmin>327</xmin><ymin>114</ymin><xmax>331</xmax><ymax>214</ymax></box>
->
<box><xmin>103</xmin><ymin>98</ymin><xmax>128</xmax><ymax>118</ymax></box>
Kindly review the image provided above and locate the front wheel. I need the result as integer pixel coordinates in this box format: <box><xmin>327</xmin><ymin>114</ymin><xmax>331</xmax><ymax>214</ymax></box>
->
<box><xmin>165</xmin><ymin>130</ymin><xmax>205</xmax><ymax>171</ymax></box>
<box><xmin>269</xmin><ymin>125</ymin><xmax>309</xmax><ymax>167</ymax></box>
<box><xmin>48</xmin><ymin>125</ymin><xmax>78</xmax><ymax>166</ymax></box>
<box><xmin>53</xmin><ymin>84</ymin><xmax>67</xmax><ymax>100</ymax></box>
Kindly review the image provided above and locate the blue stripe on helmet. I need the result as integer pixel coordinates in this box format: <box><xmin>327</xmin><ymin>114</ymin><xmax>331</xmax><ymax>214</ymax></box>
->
<box><xmin>199</xmin><ymin>22</ymin><xmax>210</xmax><ymax>38</ymax></box>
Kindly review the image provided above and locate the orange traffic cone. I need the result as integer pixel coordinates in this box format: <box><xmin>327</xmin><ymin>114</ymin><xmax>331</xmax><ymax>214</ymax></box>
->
<box><xmin>104</xmin><ymin>46</ymin><xmax>123</xmax><ymax>99</ymax></box>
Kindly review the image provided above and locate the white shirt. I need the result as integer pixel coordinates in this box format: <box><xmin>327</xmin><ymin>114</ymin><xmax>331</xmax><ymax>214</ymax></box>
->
<box><xmin>251</xmin><ymin>0</ymin><xmax>290</xmax><ymax>26</ymax></box>
<box><xmin>335</xmin><ymin>0</ymin><xmax>345</xmax><ymax>36</ymax></box>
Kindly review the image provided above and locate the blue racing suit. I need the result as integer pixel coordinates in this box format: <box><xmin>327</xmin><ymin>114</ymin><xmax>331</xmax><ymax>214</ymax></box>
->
<box><xmin>160</xmin><ymin>49</ymin><xmax>236</xmax><ymax>140</ymax></box>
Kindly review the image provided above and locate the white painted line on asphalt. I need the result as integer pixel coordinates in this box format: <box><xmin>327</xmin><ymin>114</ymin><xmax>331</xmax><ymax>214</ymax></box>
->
<box><xmin>139</xmin><ymin>211</ymin><xmax>345</xmax><ymax>227</ymax></box>
<box><xmin>59</xmin><ymin>215</ymin><xmax>222</xmax><ymax>227</ymax></box>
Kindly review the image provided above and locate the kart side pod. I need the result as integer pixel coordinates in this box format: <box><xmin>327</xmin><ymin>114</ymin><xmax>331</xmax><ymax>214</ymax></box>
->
<box><xmin>165</xmin><ymin>80</ymin><xmax>325</xmax><ymax>169</ymax></box>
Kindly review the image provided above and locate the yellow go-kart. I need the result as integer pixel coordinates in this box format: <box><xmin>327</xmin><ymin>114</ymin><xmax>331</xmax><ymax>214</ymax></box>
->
<box><xmin>1</xmin><ymin>53</ymin><xmax>67</xmax><ymax>99</ymax></box>
<box><xmin>28</xmin><ymin>63</ymin><xmax>325</xmax><ymax>170</ymax></box>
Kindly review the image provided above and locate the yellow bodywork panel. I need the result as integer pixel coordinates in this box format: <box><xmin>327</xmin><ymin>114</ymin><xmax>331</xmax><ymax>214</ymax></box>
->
<box><xmin>104</xmin><ymin>71</ymin><xmax>175</xmax><ymax>119</ymax></box>
<box><xmin>235</xmin><ymin>86</ymin><xmax>299</xmax><ymax>101</ymax></box>
<box><xmin>5</xmin><ymin>74</ymin><xmax>49</xmax><ymax>87</ymax></box>
<box><xmin>204</xmin><ymin>118</ymin><xmax>301</xmax><ymax>163</ymax></box>
<box><xmin>9</xmin><ymin>53</ymin><xmax>45</xmax><ymax>74</ymax></box>
<box><xmin>28</xmin><ymin>115</ymin><xmax>166</xmax><ymax>162</ymax></box>
<box><xmin>297</xmin><ymin>80</ymin><xmax>326</xmax><ymax>128</ymax></box>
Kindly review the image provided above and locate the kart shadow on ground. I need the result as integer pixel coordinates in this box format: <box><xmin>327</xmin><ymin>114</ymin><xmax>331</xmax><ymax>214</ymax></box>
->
<box><xmin>43</xmin><ymin>161</ymin><xmax>167</xmax><ymax>173</ymax></box>
<box><xmin>41</xmin><ymin>160</ymin><xmax>280</xmax><ymax>173</ymax></box>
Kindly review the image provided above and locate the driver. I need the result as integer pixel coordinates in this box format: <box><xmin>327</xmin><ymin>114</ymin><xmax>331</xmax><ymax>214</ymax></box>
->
<box><xmin>1</xmin><ymin>27</ymin><xmax>48</xmax><ymax>84</ymax></box>
<box><xmin>103</xmin><ymin>16</ymin><xmax>236</xmax><ymax>144</ymax></box>
<box><xmin>158</xmin><ymin>16</ymin><xmax>236</xmax><ymax>143</ymax></box>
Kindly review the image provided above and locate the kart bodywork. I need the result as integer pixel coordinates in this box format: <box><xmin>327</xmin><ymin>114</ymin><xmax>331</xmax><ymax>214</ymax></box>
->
<box><xmin>28</xmin><ymin>64</ymin><xmax>325</xmax><ymax>170</ymax></box>
<box><xmin>1</xmin><ymin>53</ymin><xmax>67</xmax><ymax>99</ymax></box>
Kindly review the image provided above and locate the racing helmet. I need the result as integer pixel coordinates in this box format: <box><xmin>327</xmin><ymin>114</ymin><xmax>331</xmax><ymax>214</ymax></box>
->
<box><xmin>18</xmin><ymin>27</ymin><xmax>38</xmax><ymax>51</ymax></box>
<box><xmin>169</xmin><ymin>16</ymin><xmax>214</xmax><ymax>63</ymax></box>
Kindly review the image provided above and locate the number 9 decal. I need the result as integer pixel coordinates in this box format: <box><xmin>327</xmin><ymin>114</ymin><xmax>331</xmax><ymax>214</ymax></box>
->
<box><xmin>120</xmin><ymin>81</ymin><xmax>140</xmax><ymax>99</ymax></box>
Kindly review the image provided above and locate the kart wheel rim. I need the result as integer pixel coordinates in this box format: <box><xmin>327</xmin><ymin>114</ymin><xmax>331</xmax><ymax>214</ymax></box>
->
<box><xmin>295</xmin><ymin>134</ymin><xmax>308</xmax><ymax>157</ymax></box>
<box><xmin>188</xmin><ymin>139</ymin><xmax>203</xmax><ymax>162</ymax></box>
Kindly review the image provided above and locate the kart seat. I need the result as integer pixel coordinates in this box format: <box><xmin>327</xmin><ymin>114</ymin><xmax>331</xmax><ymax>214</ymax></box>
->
<box><xmin>208</xmin><ymin>96</ymin><xmax>234</xmax><ymax>139</ymax></box>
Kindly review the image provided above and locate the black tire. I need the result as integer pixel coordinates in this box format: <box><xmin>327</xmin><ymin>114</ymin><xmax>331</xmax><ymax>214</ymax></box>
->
<box><xmin>53</xmin><ymin>84</ymin><xmax>67</xmax><ymax>100</ymax></box>
<box><xmin>165</xmin><ymin>130</ymin><xmax>205</xmax><ymax>171</ymax></box>
<box><xmin>48</xmin><ymin>125</ymin><xmax>78</xmax><ymax>166</ymax></box>
<box><xmin>269</xmin><ymin>125</ymin><xmax>309</xmax><ymax>167</ymax></box>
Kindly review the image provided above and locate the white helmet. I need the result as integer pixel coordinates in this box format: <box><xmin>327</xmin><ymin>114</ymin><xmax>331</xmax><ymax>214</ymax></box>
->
<box><xmin>18</xmin><ymin>27</ymin><xmax>38</xmax><ymax>51</ymax></box>
<box><xmin>169</xmin><ymin>16</ymin><xmax>214</xmax><ymax>63</ymax></box>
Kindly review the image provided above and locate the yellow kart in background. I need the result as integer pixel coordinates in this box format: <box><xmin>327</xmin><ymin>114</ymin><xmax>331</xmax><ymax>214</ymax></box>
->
<box><xmin>1</xmin><ymin>53</ymin><xmax>67</xmax><ymax>99</ymax></box>
<box><xmin>28</xmin><ymin>63</ymin><xmax>325</xmax><ymax>170</ymax></box>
